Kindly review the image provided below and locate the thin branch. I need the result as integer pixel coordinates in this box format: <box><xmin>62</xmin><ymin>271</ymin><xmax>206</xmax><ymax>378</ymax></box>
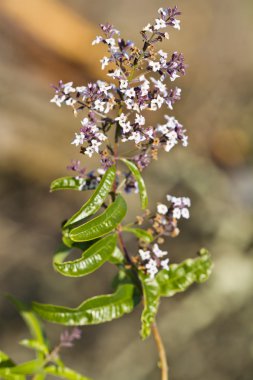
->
<box><xmin>151</xmin><ymin>322</ymin><xmax>169</xmax><ymax>380</ymax></box>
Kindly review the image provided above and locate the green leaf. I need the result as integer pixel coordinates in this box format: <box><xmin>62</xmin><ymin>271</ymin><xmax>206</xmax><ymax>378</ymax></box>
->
<box><xmin>122</xmin><ymin>227</ymin><xmax>153</xmax><ymax>243</ymax></box>
<box><xmin>44</xmin><ymin>365</ymin><xmax>91</xmax><ymax>380</ymax></box>
<box><xmin>70</xmin><ymin>195</ymin><xmax>127</xmax><ymax>242</ymax></box>
<box><xmin>64</xmin><ymin>166</ymin><xmax>116</xmax><ymax>227</ymax></box>
<box><xmin>0</xmin><ymin>352</ymin><xmax>25</xmax><ymax>380</ymax></box>
<box><xmin>8</xmin><ymin>359</ymin><xmax>44</xmax><ymax>375</ymax></box>
<box><xmin>33</xmin><ymin>284</ymin><xmax>139</xmax><ymax>326</ymax></box>
<box><xmin>53</xmin><ymin>235</ymin><xmax>117</xmax><ymax>277</ymax></box>
<box><xmin>50</xmin><ymin>177</ymin><xmax>89</xmax><ymax>192</ymax></box>
<box><xmin>138</xmin><ymin>273</ymin><xmax>160</xmax><ymax>339</ymax></box>
<box><xmin>19</xmin><ymin>339</ymin><xmax>48</xmax><ymax>355</ymax></box>
<box><xmin>156</xmin><ymin>249</ymin><xmax>213</xmax><ymax>297</ymax></box>
<box><xmin>108</xmin><ymin>246</ymin><xmax>124</xmax><ymax>265</ymax></box>
<box><xmin>7</xmin><ymin>297</ymin><xmax>48</xmax><ymax>360</ymax></box>
<box><xmin>120</xmin><ymin>158</ymin><xmax>148</xmax><ymax>209</ymax></box>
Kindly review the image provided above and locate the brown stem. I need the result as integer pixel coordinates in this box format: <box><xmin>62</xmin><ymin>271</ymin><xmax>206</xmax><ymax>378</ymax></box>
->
<box><xmin>151</xmin><ymin>322</ymin><xmax>169</xmax><ymax>380</ymax></box>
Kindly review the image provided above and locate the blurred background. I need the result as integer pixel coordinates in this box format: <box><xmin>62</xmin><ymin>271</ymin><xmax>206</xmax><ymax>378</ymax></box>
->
<box><xmin>0</xmin><ymin>0</ymin><xmax>252</xmax><ymax>379</ymax></box>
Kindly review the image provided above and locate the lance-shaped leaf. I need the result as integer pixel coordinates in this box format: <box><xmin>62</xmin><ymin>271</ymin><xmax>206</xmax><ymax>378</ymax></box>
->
<box><xmin>43</xmin><ymin>365</ymin><xmax>91</xmax><ymax>380</ymax></box>
<box><xmin>70</xmin><ymin>195</ymin><xmax>127</xmax><ymax>242</ymax></box>
<box><xmin>53</xmin><ymin>235</ymin><xmax>117</xmax><ymax>277</ymax></box>
<box><xmin>64</xmin><ymin>166</ymin><xmax>116</xmax><ymax>227</ymax></box>
<box><xmin>156</xmin><ymin>249</ymin><xmax>213</xmax><ymax>297</ymax></box>
<box><xmin>33</xmin><ymin>285</ymin><xmax>139</xmax><ymax>326</ymax></box>
<box><xmin>50</xmin><ymin>177</ymin><xmax>89</xmax><ymax>192</ymax></box>
<box><xmin>122</xmin><ymin>227</ymin><xmax>153</xmax><ymax>243</ymax></box>
<box><xmin>19</xmin><ymin>339</ymin><xmax>48</xmax><ymax>356</ymax></box>
<box><xmin>108</xmin><ymin>246</ymin><xmax>124</xmax><ymax>265</ymax></box>
<box><xmin>0</xmin><ymin>352</ymin><xmax>26</xmax><ymax>380</ymax></box>
<box><xmin>120</xmin><ymin>158</ymin><xmax>148</xmax><ymax>209</ymax></box>
<box><xmin>138</xmin><ymin>273</ymin><xmax>160</xmax><ymax>339</ymax></box>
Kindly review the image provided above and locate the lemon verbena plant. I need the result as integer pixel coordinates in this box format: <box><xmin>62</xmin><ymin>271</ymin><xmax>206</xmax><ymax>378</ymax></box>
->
<box><xmin>1</xmin><ymin>6</ymin><xmax>213</xmax><ymax>380</ymax></box>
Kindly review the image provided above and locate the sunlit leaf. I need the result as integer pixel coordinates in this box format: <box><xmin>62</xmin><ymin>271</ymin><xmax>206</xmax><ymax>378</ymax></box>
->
<box><xmin>44</xmin><ymin>365</ymin><xmax>91</xmax><ymax>380</ymax></box>
<box><xmin>108</xmin><ymin>246</ymin><xmax>124</xmax><ymax>265</ymax></box>
<box><xmin>120</xmin><ymin>158</ymin><xmax>148</xmax><ymax>209</ymax></box>
<box><xmin>33</xmin><ymin>285</ymin><xmax>139</xmax><ymax>326</ymax></box>
<box><xmin>50</xmin><ymin>177</ymin><xmax>89</xmax><ymax>192</ymax></box>
<box><xmin>54</xmin><ymin>235</ymin><xmax>117</xmax><ymax>277</ymax></box>
<box><xmin>70</xmin><ymin>195</ymin><xmax>127</xmax><ymax>242</ymax></box>
<box><xmin>122</xmin><ymin>227</ymin><xmax>153</xmax><ymax>243</ymax></box>
<box><xmin>7</xmin><ymin>359</ymin><xmax>44</xmax><ymax>375</ymax></box>
<box><xmin>138</xmin><ymin>273</ymin><xmax>160</xmax><ymax>339</ymax></box>
<box><xmin>156</xmin><ymin>249</ymin><xmax>213</xmax><ymax>297</ymax></box>
<box><xmin>64</xmin><ymin>166</ymin><xmax>116</xmax><ymax>227</ymax></box>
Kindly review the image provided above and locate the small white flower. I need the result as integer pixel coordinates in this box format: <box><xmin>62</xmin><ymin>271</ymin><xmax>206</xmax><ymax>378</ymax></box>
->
<box><xmin>183</xmin><ymin>197</ymin><xmax>191</xmax><ymax>207</ymax></box>
<box><xmin>71</xmin><ymin>132</ymin><xmax>84</xmax><ymax>146</ymax></box>
<box><xmin>63</xmin><ymin>82</ymin><xmax>75</xmax><ymax>94</ymax></box>
<box><xmin>96</xmin><ymin>132</ymin><xmax>107</xmax><ymax>141</ymax></box>
<box><xmin>97</xmin><ymin>81</ymin><xmax>112</xmax><ymax>94</ymax></box>
<box><xmin>120</xmin><ymin>80</ymin><xmax>128</xmax><ymax>89</ymax></box>
<box><xmin>145</xmin><ymin>127</ymin><xmax>154</xmax><ymax>140</ymax></box>
<box><xmin>105</xmin><ymin>38</ymin><xmax>115</xmax><ymax>46</ymax></box>
<box><xmin>135</xmin><ymin>114</ymin><xmax>145</xmax><ymax>126</ymax></box>
<box><xmin>92</xmin><ymin>36</ymin><xmax>103</xmax><ymax>45</ymax></box>
<box><xmin>139</xmin><ymin>249</ymin><xmax>151</xmax><ymax>261</ymax></box>
<box><xmin>158</xmin><ymin>50</ymin><xmax>168</xmax><ymax>59</ymax></box>
<box><xmin>50</xmin><ymin>94</ymin><xmax>66</xmax><ymax>107</ymax></box>
<box><xmin>156</xmin><ymin>94</ymin><xmax>164</xmax><ymax>108</ymax></box>
<box><xmin>100</xmin><ymin>56</ymin><xmax>110</xmax><ymax>70</ymax></box>
<box><xmin>65</xmin><ymin>98</ymin><xmax>76</xmax><ymax>106</ymax></box>
<box><xmin>175</xmin><ymin>87</ymin><xmax>182</xmax><ymax>97</ymax></box>
<box><xmin>154</xmin><ymin>18</ymin><xmax>167</xmax><ymax>30</ymax></box>
<box><xmin>157</xmin><ymin>203</ymin><xmax>168</xmax><ymax>215</ymax></box>
<box><xmin>173</xmin><ymin>208</ymin><xmax>181</xmax><ymax>219</ymax></box>
<box><xmin>143</xmin><ymin>23</ymin><xmax>153</xmax><ymax>32</ymax></box>
<box><xmin>161</xmin><ymin>258</ymin><xmax>170</xmax><ymax>270</ymax></box>
<box><xmin>94</xmin><ymin>99</ymin><xmax>105</xmax><ymax>112</ymax></box>
<box><xmin>173</xmin><ymin>19</ymin><xmax>181</xmax><ymax>30</ymax></box>
<box><xmin>91</xmin><ymin>139</ymin><xmax>101</xmax><ymax>153</ymax></box>
<box><xmin>125</xmin><ymin>98</ymin><xmax>134</xmax><ymax>110</ymax></box>
<box><xmin>150</xmin><ymin>99</ymin><xmax>158</xmax><ymax>111</ymax></box>
<box><xmin>128</xmin><ymin>131</ymin><xmax>145</xmax><ymax>144</ymax></box>
<box><xmin>85</xmin><ymin>146</ymin><xmax>94</xmax><ymax>158</ymax></box>
<box><xmin>149</xmin><ymin>61</ymin><xmax>161</xmax><ymax>72</ymax></box>
<box><xmin>164</xmin><ymin>32</ymin><xmax>170</xmax><ymax>40</ymax></box>
<box><xmin>181</xmin><ymin>208</ymin><xmax>190</xmax><ymax>219</ymax></box>
<box><xmin>107</xmin><ymin>69</ymin><xmax>121</xmax><ymax>79</ymax></box>
<box><xmin>122</xmin><ymin>122</ymin><xmax>132</xmax><ymax>134</ymax></box>
<box><xmin>76</xmin><ymin>86</ymin><xmax>86</xmax><ymax>93</ymax></box>
<box><xmin>115</xmin><ymin>113</ymin><xmax>127</xmax><ymax>126</ymax></box>
<box><xmin>170</xmin><ymin>72</ymin><xmax>180</xmax><ymax>82</ymax></box>
<box><xmin>125</xmin><ymin>88</ymin><xmax>135</xmax><ymax>98</ymax></box>
<box><xmin>153</xmin><ymin>244</ymin><xmax>168</xmax><ymax>258</ymax></box>
<box><xmin>97</xmin><ymin>168</ymin><xmax>106</xmax><ymax>175</ymax></box>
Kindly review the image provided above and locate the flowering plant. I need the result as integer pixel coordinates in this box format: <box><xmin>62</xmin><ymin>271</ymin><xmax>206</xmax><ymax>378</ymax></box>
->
<box><xmin>0</xmin><ymin>6</ymin><xmax>213</xmax><ymax>380</ymax></box>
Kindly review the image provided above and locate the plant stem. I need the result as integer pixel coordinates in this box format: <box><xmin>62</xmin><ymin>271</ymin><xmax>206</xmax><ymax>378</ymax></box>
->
<box><xmin>151</xmin><ymin>322</ymin><xmax>169</xmax><ymax>380</ymax></box>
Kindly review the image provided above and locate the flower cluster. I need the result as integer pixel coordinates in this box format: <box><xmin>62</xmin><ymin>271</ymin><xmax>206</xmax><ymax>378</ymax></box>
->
<box><xmin>139</xmin><ymin>243</ymin><xmax>169</xmax><ymax>279</ymax></box>
<box><xmin>151</xmin><ymin>194</ymin><xmax>191</xmax><ymax>238</ymax></box>
<box><xmin>49</xmin><ymin>6</ymin><xmax>187</xmax><ymax>168</ymax></box>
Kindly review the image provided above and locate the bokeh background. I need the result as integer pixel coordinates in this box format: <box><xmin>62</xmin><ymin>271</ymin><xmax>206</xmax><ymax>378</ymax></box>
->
<box><xmin>0</xmin><ymin>0</ymin><xmax>252</xmax><ymax>379</ymax></box>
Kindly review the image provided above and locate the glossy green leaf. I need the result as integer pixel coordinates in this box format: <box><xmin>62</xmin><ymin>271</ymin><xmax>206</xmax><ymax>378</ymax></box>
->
<box><xmin>50</xmin><ymin>177</ymin><xmax>89</xmax><ymax>192</ymax></box>
<box><xmin>44</xmin><ymin>365</ymin><xmax>91</xmax><ymax>380</ymax></box>
<box><xmin>64</xmin><ymin>166</ymin><xmax>116</xmax><ymax>227</ymax></box>
<box><xmin>120</xmin><ymin>158</ymin><xmax>148</xmax><ymax>209</ymax></box>
<box><xmin>54</xmin><ymin>235</ymin><xmax>117</xmax><ymax>277</ymax></box>
<box><xmin>70</xmin><ymin>195</ymin><xmax>127</xmax><ymax>242</ymax></box>
<box><xmin>122</xmin><ymin>227</ymin><xmax>153</xmax><ymax>243</ymax></box>
<box><xmin>19</xmin><ymin>339</ymin><xmax>48</xmax><ymax>355</ymax></box>
<box><xmin>33</xmin><ymin>284</ymin><xmax>139</xmax><ymax>326</ymax></box>
<box><xmin>139</xmin><ymin>273</ymin><xmax>160</xmax><ymax>339</ymax></box>
<box><xmin>156</xmin><ymin>249</ymin><xmax>213</xmax><ymax>297</ymax></box>
<box><xmin>0</xmin><ymin>351</ymin><xmax>15</xmax><ymax>369</ymax></box>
